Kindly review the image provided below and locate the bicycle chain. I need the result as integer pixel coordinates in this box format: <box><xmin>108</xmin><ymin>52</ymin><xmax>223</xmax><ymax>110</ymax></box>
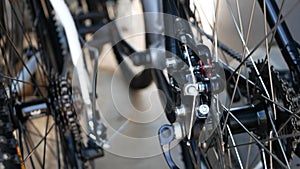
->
<box><xmin>246</xmin><ymin>59</ymin><xmax>299</xmax><ymax>112</ymax></box>
<box><xmin>253</xmin><ymin>60</ymin><xmax>299</xmax><ymax>114</ymax></box>
<box><xmin>51</xmin><ymin>75</ymin><xmax>83</xmax><ymax>154</ymax></box>
<box><xmin>61</xmin><ymin>76</ymin><xmax>81</xmax><ymax>143</ymax></box>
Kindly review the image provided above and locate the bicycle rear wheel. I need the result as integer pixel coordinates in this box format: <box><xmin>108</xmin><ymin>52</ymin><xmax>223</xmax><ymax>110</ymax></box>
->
<box><xmin>0</xmin><ymin>0</ymin><xmax>87</xmax><ymax>168</ymax></box>
<box><xmin>158</xmin><ymin>0</ymin><xmax>300</xmax><ymax>168</ymax></box>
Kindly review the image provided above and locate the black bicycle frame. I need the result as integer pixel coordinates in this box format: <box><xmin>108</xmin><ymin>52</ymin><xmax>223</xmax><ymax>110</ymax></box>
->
<box><xmin>258</xmin><ymin>0</ymin><xmax>300</xmax><ymax>83</ymax></box>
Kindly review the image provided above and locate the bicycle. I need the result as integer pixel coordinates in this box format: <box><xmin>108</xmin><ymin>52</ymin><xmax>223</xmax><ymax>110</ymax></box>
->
<box><xmin>1</xmin><ymin>0</ymin><xmax>300</xmax><ymax>169</ymax></box>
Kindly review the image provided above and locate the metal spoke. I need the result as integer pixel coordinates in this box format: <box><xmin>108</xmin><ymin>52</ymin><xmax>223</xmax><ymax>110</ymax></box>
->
<box><xmin>221</xmin><ymin>0</ymin><xmax>262</xmax><ymax>133</ymax></box>
<box><xmin>10</xmin><ymin>1</ymin><xmax>50</xmax><ymax>80</ymax></box>
<box><xmin>261</xmin><ymin>148</ymin><xmax>268</xmax><ymax>169</ymax></box>
<box><xmin>9</xmin><ymin>1</ymin><xmax>34</xmax><ymax>50</ymax></box>
<box><xmin>19</xmin><ymin>121</ymin><xmax>36</xmax><ymax>169</ymax></box>
<box><xmin>261</xmin><ymin>95</ymin><xmax>300</xmax><ymax>120</ymax></box>
<box><xmin>262</xmin><ymin>0</ymin><xmax>290</xmax><ymax>167</ymax></box>
<box><xmin>245</xmin><ymin>136</ymin><xmax>253</xmax><ymax>169</ymax></box>
<box><xmin>42</xmin><ymin>115</ymin><xmax>50</xmax><ymax>168</ymax></box>
<box><xmin>235</xmin><ymin>0</ymin><xmax>244</xmax><ymax>38</ymax></box>
<box><xmin>23</xmin><ymin>123</ymin><xmax>55</xmax><ymax>162</ymax></box>
<box><xmin>222</xmin><ymin>105</ymin><xmax>288</xmax><ymax>168</ymax></box>
<box><xmin>0</xmin><ymin>21</ymin><xmax>45</xmax><ymax>97</ymax></box>
<box><xmin>227</xmin><ymin>125</ymin><xmax>244</xmax><ymax>169</ymax></box>
<box><xmin>24</xmin><ymin>129</ymin><xmax>43</xmax><ymax>168</ymax></box>
<box><xmin>242</xmin><ymin>0</ymin><xmax>256</xmax><ymax>103</ymax></box>
<box><xmin>248</xmin><ymin>150</ymin><xmax>261</xmax><ymax>169</ymax></box>
<box><xmin>277</xmin><ymin>116</ymin><xmax>292</xmax><ymax>134</ymax></box>
<box><xmin>219</xmin><ymin>60</ymin><xmax>300</xmax><ymax>121</ymax></box>
<box><xmin>224</xmin><ymin>0</ymin><xmax>270</xmax><ymax>98</ymax></box>
<box><xmin>226</xmin><ymin>0</ymin><xmax>300</xmax><ymax>84</ymax></box>
<box><xmin>0</xmin><ymin>72</ymin><xmax>48</xmax><ymax>88</ymax></box>
<box><xmin>212</xmin><ymin>0</ymin><xmax>220</xmax><ymax>61</ymax></box>
<box><xmin>27</xmin><ymin>120</ymin><xmax>57</xmax><ymax>155</ymax></box>
<box><xmin>227</xmin><ymin>132</ymin><xmax>300</xmax><ymax>149</ymax></box>
<box><xmin>53</xmin><ymin>112</ymin><xmax>61</xmax><ymax>169</ymax></box>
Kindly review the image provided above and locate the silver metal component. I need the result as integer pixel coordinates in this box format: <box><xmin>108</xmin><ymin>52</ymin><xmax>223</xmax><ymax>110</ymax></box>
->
<box><xmin>20</xmin><ymin>102</ymin><xmax>48</xmax><ymax>119</ymax></box>
<box><xmin>130</xmin><ymin>51</ymin><xmax>150</xmax><ymax>66</ymax></box>
<box><xmin>180</xmin><ymin>34</ymin><xmax>187</xmax><ymax>44</ymax></box>
<box><xmin>200</xmin><ymin>142</ymin><xmax>207</xmax><ymax>149</ymax></box>
<box><xmin>2</xmin><ymin>153</ymin><xmax>9</xmax><ymax>160</ymax></box>
<box><xmin>130</xmin><ymin>48</ymin><xmax>166</xmax><ymax>69</ymax></box>
<box><xmin>166</xmin><ymin>57</ymin><xmax>178</xmax><ymax>68</ymax></box>
<box><xmin>175</xmin><ymin>105</ymin><xmax>186</xmax><ymax>117</ymax></box>
<box><xmin>96</xmin><ymin>121</ymin><xmax>107</xmax><ymax>139</ymax></box>
<box><xmin>184</xmin><ymin>84</ymin><xmax>199</xmax><ymax>96</ymax></box>
<box><xmin>184</xmin><ymin>83</ymin><xmax>207</xmax><ymax>96</ymax></box>
<box><xmin>88</xmin><ymin>119</ymin><xmax>107</xmax><ymax>145</ymax></box>
<box><xmin>106</xmin><ymin>0</ymin><xmax>116</xmax><ymax>20</ymax></box>
<box><xmin>185</xmin><ymin>74</ymin><xmax>194</xmax><ymax>83</ymax></box>
<box><xmin>148</xmin><ymin>48</ymin><xmax>166</xmax><ymax>69</ymax></box>
<box><xmin>196</xmin><ymin>104</ymin><xmax>209</xmax><ymax>118</ymax></box>
<box><xmin>198</xmin><ymin>83</ymin><xmax>206</xmax><ymax>92</ymax></box>
<box><xmin>22</xmin><ymin>103</ymin><xmax>47</xmax><ymax>116</ymax></box>
<box><xmin>173</xmin><ymin>122</ymin><xmax>184</xmax><ymax>140</ymax></box>
<box><xmin>0</xmin><ymin>136</ymin><xmax>7</xmax><ymax>144</ymax></box>
<box><xmin>199</xmin><ymin>104</ymin><xmax>209</xmax><ymax>115</ymax></box>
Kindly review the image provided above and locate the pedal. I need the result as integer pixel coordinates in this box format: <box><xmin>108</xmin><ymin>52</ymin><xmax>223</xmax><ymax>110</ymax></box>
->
<box><xmin>81</xmin><ymin>139</ymin><xmax>104</xmax><ymax>161</ymax></box>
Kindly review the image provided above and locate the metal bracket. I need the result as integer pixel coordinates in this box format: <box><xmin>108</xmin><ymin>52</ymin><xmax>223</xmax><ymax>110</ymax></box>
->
<box><xmin>158</xmin><ymin>124</ymin><xmax>180</xmax><ymax>169</ymax></box>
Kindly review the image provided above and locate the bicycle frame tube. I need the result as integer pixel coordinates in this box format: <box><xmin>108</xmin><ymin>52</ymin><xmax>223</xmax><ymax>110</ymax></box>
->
<box><xmin>152</xmin><ymin>0</ymin><xmax>181</xmax><ymax>123</ymax></box>
<box><xmin>258</xmin><ymin>0</ymin><xmax>300</xmax><ymax>83</ymax></box>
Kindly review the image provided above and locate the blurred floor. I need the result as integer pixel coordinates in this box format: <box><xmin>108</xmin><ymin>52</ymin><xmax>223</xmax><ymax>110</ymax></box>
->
<box><xmin>93</xmin><ymin>42</ymin><xmax>184</xmax><ymax>168</ymax></box>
